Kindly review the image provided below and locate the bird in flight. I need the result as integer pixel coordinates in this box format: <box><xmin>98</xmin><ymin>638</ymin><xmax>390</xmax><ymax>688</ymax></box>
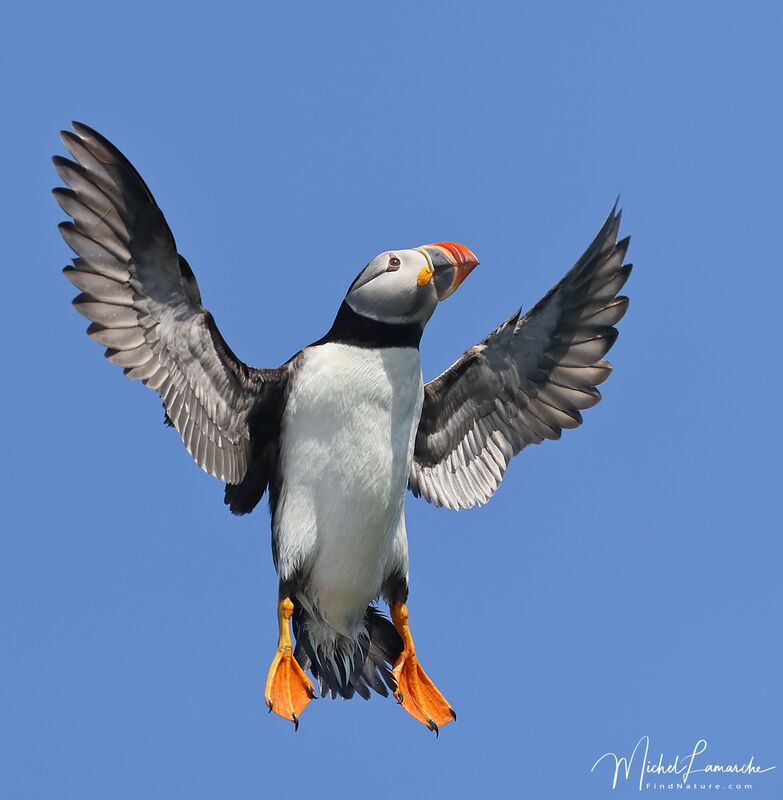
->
<box><xmin>55</xmin><ymin>122</ymin><xmax>631</xmax><ymax>734</ymax></box>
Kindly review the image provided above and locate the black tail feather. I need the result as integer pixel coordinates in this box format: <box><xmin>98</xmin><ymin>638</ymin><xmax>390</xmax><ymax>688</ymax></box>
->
<box><xmin>293</xmin><ymin>604</ymin><xmax>403</xmax><ymax>700</ymax></box>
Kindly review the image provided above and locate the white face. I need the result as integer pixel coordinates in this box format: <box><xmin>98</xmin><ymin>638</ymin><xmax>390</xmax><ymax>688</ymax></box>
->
<box><xmin>344</xmin><ymin>249</ymin><xmax>440</xmax><ymax>326</ymax></box>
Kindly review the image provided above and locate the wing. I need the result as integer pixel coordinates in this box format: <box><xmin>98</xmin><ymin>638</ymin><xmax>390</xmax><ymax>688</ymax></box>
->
<box><xmin>410</xmin><ymin>206</ymin><xmax>631</xmax><ymax>510</ymax></box>
<box><xmin>55</xmin><ymin>121</ymin><xmax>284</xmax><ymax>489</ymax></box>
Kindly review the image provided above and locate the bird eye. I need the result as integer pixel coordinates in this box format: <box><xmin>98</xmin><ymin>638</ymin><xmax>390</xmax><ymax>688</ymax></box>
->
<box><xmin>388</xmin><ymin>256</ymin><xmax>401</xmax><ymax>270</ymax></box>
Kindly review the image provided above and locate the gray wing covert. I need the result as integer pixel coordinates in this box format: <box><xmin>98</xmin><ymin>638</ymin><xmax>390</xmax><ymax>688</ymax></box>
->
<box><xmin>410</xmin><ymin>207</ymin><xmax>631</xmax><ymax>510</ymax></box>
<box><xmin>55</xmin><ymin>121</ymin><xmax>283</xmax><ymax>487</ymax></box>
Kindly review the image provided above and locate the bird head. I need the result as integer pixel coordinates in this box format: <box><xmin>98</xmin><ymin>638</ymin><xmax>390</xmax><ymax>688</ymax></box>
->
<box><xmin>344</xmin><ymin>242</ymin><xmax>479</xmax><ymax>326</ymax></box>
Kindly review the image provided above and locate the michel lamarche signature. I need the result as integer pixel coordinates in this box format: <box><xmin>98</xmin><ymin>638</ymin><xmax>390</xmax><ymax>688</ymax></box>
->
<box><xmin>591</xmin><ymin>736</ymin><xmax>775</xmax><ymax>790</ymax></box>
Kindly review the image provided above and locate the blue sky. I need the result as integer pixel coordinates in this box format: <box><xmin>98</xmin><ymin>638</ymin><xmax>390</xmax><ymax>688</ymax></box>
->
<box><xmin>1</xmin><ymin>1</ymin><xmax>781</xmax><ymax>798</ymax></box>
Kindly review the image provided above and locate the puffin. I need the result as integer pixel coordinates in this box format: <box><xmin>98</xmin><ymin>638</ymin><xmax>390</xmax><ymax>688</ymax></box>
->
<box><xmin>55</xmin><ymin>122</ymin><xmax>631</xmax><ymax>734</ymax></box>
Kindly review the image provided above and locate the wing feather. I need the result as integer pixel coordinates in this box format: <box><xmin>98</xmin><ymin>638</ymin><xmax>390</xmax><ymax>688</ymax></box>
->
<box><xmin>410</xmin><ymin>206</ymin><xmax>631</xmax><ymax>509</ymax></box>
<box><xmin>56</xmin><ymin>121</ymin><xmax>284</xmax><ymax>486</ymax></box>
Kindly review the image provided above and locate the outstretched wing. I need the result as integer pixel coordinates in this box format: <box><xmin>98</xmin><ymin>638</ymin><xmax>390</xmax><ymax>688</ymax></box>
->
<box><xmin>55</xmin><ymin>121</ymin><xmax>284</xmax><ymax>487</ymax></box>
<box><xmin>409</xmin><ymin>207</ymin><xmax>631</xmax><ymax>510</ymax></box>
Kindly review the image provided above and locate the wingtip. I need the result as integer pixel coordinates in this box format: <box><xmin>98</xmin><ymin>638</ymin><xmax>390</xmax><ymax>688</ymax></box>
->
<box><xmin>71</xmin><ymin>121</ymin><xmax>109</xmax><ymax>149</ymax></box>
<box><xmin>610</xmin><ymin>195</ymin><xmax>622</xmax><ymax>221</ymax></box>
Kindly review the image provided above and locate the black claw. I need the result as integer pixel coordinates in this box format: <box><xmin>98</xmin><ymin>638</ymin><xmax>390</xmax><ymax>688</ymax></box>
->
<box><xmin>292</xmin><ymin>712</ymin><xmax>299</xmax><ymax>732</ymax></box>
<box><xmin>427</xmin><ymin>718</ymin><xmax>439</xmax><ymax>738</ymax></box>
<box><xmin>307</xmin><ymin>685</ymin><xmax>316</xmax><ymax>699</ymax></box>
<box><xmin>395</xmin><ymin>690</ymin><xmax>404</xmax><ymax>705</ymax></box>
<box><xmin>450</xmin><ymin>706</ymin><xmax>457</xmax><ymax>721</ymax></box>
<box><xmin>266</xmin><ymin>700</ymin><xmax>273</xmax><ymax>714</ymax></box>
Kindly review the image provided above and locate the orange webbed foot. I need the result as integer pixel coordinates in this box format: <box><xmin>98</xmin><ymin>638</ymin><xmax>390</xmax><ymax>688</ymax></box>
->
<box><xmin>265</xmin><ymin>649</ymin><xmax>315</xmax><ymax>729</ymax></box>
<box><xmin>265</xmin><ymin>597</ymin><xmax>315</xmax><ymax>730</ymax></box>
<box><xmin>390</xmin><ymin>603</ymin><xmax>456</xmax><ymax>736</ymax></box>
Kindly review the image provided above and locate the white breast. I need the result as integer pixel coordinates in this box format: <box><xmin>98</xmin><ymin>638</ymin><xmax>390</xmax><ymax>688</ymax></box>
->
<box><xmin>274</xmin><ymin>343</ymin><xmax>423</xmax><ymax>636</ymax></box>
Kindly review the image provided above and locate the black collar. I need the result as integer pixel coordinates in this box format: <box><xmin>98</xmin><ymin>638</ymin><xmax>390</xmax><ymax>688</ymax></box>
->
<box><xmin>313</xmin><ymin>301</ymin><xmax>423</xmax><ymax>349</ymax></box>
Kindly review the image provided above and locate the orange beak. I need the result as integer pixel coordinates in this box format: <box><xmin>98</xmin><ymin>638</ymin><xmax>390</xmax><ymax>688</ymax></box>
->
<box><xmin>415</xmin><ymin>242</ymin><xmax>479</xmax><ymax>301</ymax></box>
